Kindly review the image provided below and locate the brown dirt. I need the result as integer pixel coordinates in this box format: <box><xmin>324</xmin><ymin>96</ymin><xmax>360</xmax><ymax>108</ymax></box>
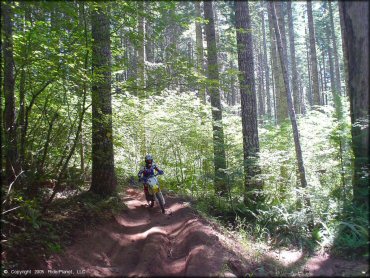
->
<box><xmin>43</xmin><ymin>188</ymin><xmax>251</xmax><ymax>276</ymax></box>
<box><xmin>42</xmin><ymin>188</ymin><xmax>369</xmax><ymax>277</ymax></box>
<box><xmin>265</xmin><ymin>248</ymin><xmax>369</xmax><ymax>277</ymax></box>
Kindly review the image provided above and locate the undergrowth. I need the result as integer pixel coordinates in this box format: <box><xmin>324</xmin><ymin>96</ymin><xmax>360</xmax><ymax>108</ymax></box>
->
<box><xmin>193</xmin><ymin>192</ymin><xmax>369</xmax><ymax>260</ymax></box>
<box><xmin>1</xmin><ymin>187</ymin><xmax>127</xmax><ymax>270</ymax></box>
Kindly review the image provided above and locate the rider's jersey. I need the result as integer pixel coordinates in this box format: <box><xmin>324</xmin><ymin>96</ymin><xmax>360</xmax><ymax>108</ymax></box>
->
<box><xmin>138</xmin><ymin>163</ymin><xmax>163</xmax><ymax>181</ymax></box>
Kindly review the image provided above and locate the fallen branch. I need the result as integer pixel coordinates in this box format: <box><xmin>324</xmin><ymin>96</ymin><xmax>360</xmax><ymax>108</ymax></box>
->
<box><xmin>2</xmin><ymin>206</ymin><xmax>21</xmax><ymax>215</ymax></box>
<box><xmin>2</xmin><ymin>170</ymin><xmax>24</xmax><ymax>205</ymax></box>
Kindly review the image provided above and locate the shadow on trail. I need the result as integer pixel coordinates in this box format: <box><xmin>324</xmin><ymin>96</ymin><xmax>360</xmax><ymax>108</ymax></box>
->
<box><xmin>251</xmin><ymin>247</ymin><xmax>368</xmax><ymax>276</ymax></box>
<box><xmin>42</xmin><ymin>188</ymin><xmax>369</xmax><ymax>277</ymax></box>
<box><xmin>44</xmin><ymin>188</ymin><xmax>250</xmax><ymax>277</ymax></box>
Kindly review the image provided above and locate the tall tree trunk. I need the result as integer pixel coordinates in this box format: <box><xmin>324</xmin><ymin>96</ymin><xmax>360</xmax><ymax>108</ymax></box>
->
<box><xmin>338</xmin><ymin>1</ymin><xmax>349</xmax><ymax>97</ymax></box>
<box><xmin>90</xmin><ymin>3</ymin><xmax>117</xmax><ymax>196</ymax></box>
<box><xmin>235</xmin><ymin>0</ymin><xmax>262</xmax><ymax>209</ymax></box>
<box><xmin>0</xmin><ymin>9</ymin><xmax>2</xmax><ymax>186</ymax></box>
<box><xmin>318</xmin><ymin>56</ymin><xmax>324</xmax><ymax>101</ymax></box>
<box><xmin>261</xmin><ymin>10</ymin><xmax>271</xmax><ymax>118</ymax></box>
<box><xmin>18</xmin><ymin>4</ymin><xmax>30</xmax><ymax>168</ymax></box>
<box><xmin>271</xmin><ymin>57</ymin><xmax>277</xmax><ymax>123</ymax></box>
<box><xmin>328</xmin><ymin>1</ymin><xmax>341</xmax><ymax>96</ymax></box>
<box><xmin>287</xmin><ymin>1</ymin><xmax>299</xmax><ymax>113</ymax></box>
<box><xmin>269</xmin><ymin>2</ymin><xmax>313</xmax><ymax>226</ymax></box>
<box><xmin>320</xmin><ymin>51</ymin><xmax>328</xmax><ymax>105</ymax></box>
<box><xmin>275</xmin><ymin>1</ymin><xmax>293</xmax><ymax>194</ymax></box>
<box><xmin>257</xmin><ymin>51</ymin><xmax>265</xmax><ymax>119</ymax></box>
<box><xmin>272</xmin><ymin>2</ymin><xmax>288</xmax><ymax>124</ymax></box>
<box><xmin>305</xmin><ymin>26</ymin><xmax>313</xmax><ymax>107</ymax></box>
<box><xmin>307</xmin><ymin>0</ymin><xmax>320</xmax><ymax>105</ymax></box>
<box><xmin>204</xmin><ymin>1</ymin><xmax>227</xmax><ymax>196</ymax></box>
<box><xmin>268</xmin><ymin>6</ymin><xmax>286</xmax><ymax>124</ymax></box>
<box><xmin>213</xmin><ymin>2</ymin><xmax>220</xmax><ymax>54</ymax></box>
<box><xmin>2</xmin><ymin>1</ymin><xmax>20</xmax><ymax>188</ymax></box>
<box><xmin>268</xmin><ymin>16</ymin><xmax>277</xmax><ymax>124</ymax></box>
<box><xmin>322</xmin><ymin>49</ymin><xmax>328</xmax><ymax>96</ymax></box>
<box><xmin>195</xmin><ymin>1</ymin><xmax>206</xmax><ymax>104</ymax></box>
<box><xmin>326</xmin><ymin>25</ymin><xmax>337</xmax><ymax>104</ymax></box>
<box><xmin>342</xmin><ymin>2</ymin><xmax>369</xmax><ymax>208</ymax></box>
<box><xmin>78</xmin><ymin>1</ymin><xmax>88</xmax><ymax>176</ymax></box>
<box><xmin>145</xmin><ymin>7</ymin><xmax>153</xmax><ymax>64</ymax></box>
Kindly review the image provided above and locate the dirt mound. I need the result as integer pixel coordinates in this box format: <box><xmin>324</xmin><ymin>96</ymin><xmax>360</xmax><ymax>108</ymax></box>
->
<box><xmin>44</xmin><ymin>188</ymin><xmax>250</xmax><ymax>276</ymax></box>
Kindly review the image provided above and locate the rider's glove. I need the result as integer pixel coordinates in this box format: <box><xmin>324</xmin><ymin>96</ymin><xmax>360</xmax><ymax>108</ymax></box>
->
<box><xmin>158</xmin><ymin>170</ymin><xmax>164</xmax><ymax>175</ymax></box>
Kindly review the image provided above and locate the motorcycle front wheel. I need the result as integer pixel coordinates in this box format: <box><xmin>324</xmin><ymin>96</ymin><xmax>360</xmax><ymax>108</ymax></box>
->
<box><xmin>155</xmin><ymin>192</ymin><xmax>165</xmax><ymax>214</ymax></box>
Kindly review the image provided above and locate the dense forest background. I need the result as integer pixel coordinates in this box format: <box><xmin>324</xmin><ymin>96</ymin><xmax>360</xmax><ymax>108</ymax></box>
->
<box><xmin>1</xmin><ymin>0</ymin><xmax>368</xmax><ymax>269</ymax></box>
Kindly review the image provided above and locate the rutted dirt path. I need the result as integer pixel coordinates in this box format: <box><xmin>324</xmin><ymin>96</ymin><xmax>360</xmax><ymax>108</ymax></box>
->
<box><xmin>44</xmin><ymin>188</ymin><xmax>250</xmax><ymax>276</ymax></box>
<box><xmin>44</xmin><ymin>188</ymin><xmax>369</xmax><ymax>277</ymax></box>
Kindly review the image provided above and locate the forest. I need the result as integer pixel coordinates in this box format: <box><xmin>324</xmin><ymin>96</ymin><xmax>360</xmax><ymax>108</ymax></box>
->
<box><xmin>1</xmin><ymin>0</ymin><xmax>369</xmax><ymax>276</ymax></box>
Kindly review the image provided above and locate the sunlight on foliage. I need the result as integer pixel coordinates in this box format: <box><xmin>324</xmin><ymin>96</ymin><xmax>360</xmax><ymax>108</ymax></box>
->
<box><xmin>112</xmin><ymin>89</ymin><xmax>367</xmax><ymax>255</ymax></box>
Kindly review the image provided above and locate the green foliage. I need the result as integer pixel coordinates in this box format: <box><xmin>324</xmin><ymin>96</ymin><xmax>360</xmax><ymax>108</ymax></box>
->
<box><xmin>2</xmin><ymin>195</ymin><xmax>61</xmax><ymax>268</ymax></box>
<box><xmin>113</xmin><ymin>89</ymin><xmax>215</xmax><ymax>195</ymax></box>
<box><xmin>2</xmin><ymin>0</ymin><xmax>365</xmax><ymax>267</ymax></box>
<box><xmin>331</xmin><ymin>204</ymin><xmax>369</xmax><ymax>257</ymax></box>
<box><xmin>2</xmin><ymin>190</ymin><xmax>128</xmax><ymax>269</ymax></box>
<box><xmin>47</xmin><ymin>242</ymin><xmax>62</xmax><ymax>254</ymax></box>
<box><xmin>166</xmin><ymin>97</ymin><xmax>367</xmax><ymax>256</ymax></box>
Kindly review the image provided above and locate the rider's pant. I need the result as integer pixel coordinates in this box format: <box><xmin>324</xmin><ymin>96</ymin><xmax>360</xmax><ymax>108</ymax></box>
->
<box><xmin>143</xmin><ymin>184</ymin><xmax>153</xmax><ymax>202</ymax></box>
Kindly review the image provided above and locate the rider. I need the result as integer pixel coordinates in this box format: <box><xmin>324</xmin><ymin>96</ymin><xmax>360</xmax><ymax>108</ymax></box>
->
<box><xmin>138</xmin><ymin>154</ymin><xmax>164</xmax><ymax>204</ymax></box>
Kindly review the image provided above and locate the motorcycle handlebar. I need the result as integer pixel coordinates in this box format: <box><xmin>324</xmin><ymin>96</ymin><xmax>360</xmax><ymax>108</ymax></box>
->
<box><xmin>139</xmin><ymin>174</ymin><xmax>161</xmax><ymax>182</ymax></box>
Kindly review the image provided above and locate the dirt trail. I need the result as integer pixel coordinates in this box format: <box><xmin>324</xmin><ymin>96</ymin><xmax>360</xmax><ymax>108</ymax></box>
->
<box><xmin>44</xmin><ymin>188</ymin><xmax>369</xmax><ymax>277</ymax></box>
<box><xmin>44</xmin><ymin>188</ymin><xmax>249</xmax><ymax>276</ymax></box>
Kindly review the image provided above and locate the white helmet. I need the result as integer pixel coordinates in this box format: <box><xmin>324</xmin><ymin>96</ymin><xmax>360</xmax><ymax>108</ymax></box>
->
<box><xmin>145</xmin><ymin>154</ymin><xmax>153</xmax><ymax>165</ymax></box>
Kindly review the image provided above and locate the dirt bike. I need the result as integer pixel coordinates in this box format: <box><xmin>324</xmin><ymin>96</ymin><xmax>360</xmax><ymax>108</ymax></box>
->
<box><xmin>142</xmin><ymin>174</ymin><xmax>165</xmax><ymax>214</ymax></box>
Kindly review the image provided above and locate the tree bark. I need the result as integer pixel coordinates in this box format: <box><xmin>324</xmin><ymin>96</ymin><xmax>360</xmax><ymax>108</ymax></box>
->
<box><xmin>145</xmin><ymin>3</ymin><xmax>153</xmax><ymax>64</ymax></box>
<box><xmin>235</xmin><ymin>0</ymin><xmax>262</xmax><ymax>209</ymax></box>
<box><xmin>269</xmin><ymin>2</ymin><xmax>288</xmax><ymax>124</ymax></box>
<box><xmin>269</xmin><ymin>2</ymin><xmax>313</xmax><ymax>225</ymax></box>
<box><xmin>326</xmin><ymin>25</ymin><xmax>337</xmax><ymax>104</ymax></box>
<box><xmin>342</xmin><ymin>2</ymin><xmax>369</xmax><ymax>208</ymax></box>
<box><xmin>204</xmin><ymin>1</ymin><xmax>227</xmax><ymax>196</ymax></box>
<box><xmin>307</xmin><ymin>0</ymin><xmax>320</xmax><ymax>105</ymax></box>
<box><xmin>305</xmin><ymin>26</ymin><xmax>313</xmax><ymax>107</ymax></box>
<box><xmin>90</xmin><ymin>3</ymin><xmax>117</xmax><ymax>196</ymax></box>
<box><xmin>338</xmin><ymin>1</ymin><xmax>349</xmax><ymax>97</ymax></box>
<box><xmin>287</xmin><ymin>1</ymin><xmax>300</xmax><ymax>113</ymax></box>
<box><xmin>261</xmin><ymin>10</ymin><xmax>271</xmax><ymax>118</ymax></box>
<box><xmin>318</xmin><ymin>55</ymin><xmax>324</xmax><ymax>102</ymax></box>
<box><xmin>2</xmin><ymin>1</ymin><xmax>21</xmax><ymax>187</ymax></box>
<box><xmin>0</xmin><ymin>7</ymin><xmax>2</xmax><ymax>186</ymax></box>
<box><xmin>268</xmin><ymin>12</ymin><xmax>278</xmax><ymax>124</ymax></box>
<box><xmin>328</xmin><ymin>1</ymin><xmax>341</xmax><ymax>95</ymax></box>
<box><xmin>78</xmin><ymin>1</ymin><xmax>88</xmax><ymax>175</ymax></box>
<box><xmin>322</xmin><ymin>48</ymin><xmax>328</xmax><ymax>95</ymax></box>
<box><xmin>299</xmin><ymin>76</ymin><xmax>306</xmax><ymax>114</ymax></box>
<box><xmin>18</xmin><ymin>4</ymin><xmax>30</xmax><ymax>167</ymax></box>
<box><xmin>213</xmin><ymin>2</ymin><xmax>220</xmax><ymax>54</ymax></box>
<box><xmin>257</xmin><ymin>51</ymin><xmax>265</xmax><ymax>118</ymax></box>
<box><xmin>195</xmin><ymin>1</ymin><xmax>206</xmax><ymax>104</ymax></box>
